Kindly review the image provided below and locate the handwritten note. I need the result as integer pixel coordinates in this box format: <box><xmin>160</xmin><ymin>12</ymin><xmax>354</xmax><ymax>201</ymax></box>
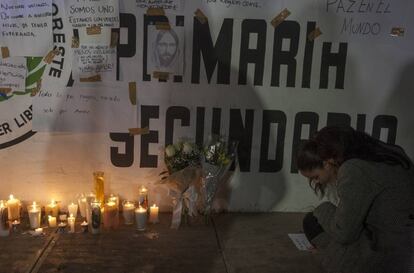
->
<box><xmin>73</xmin><ymin>43</ymin><xmax>116</xmax><ymax>82</ymax></box>
<box><xmin>288</xmin><ymin>234</ymin><xmax>314</xmax><ymax>251</ymax></box>
<box><xmin>0</xmin><ymin>0</ymin><xmax>53</xmax><ymax>57</ymax></box>
<box><xmin>0</xmin><ymin>57</ymin><xmax>26</xmax><ymax>92</ymax></box>
<box><xmin>136</xmin><ymin>0</ymin><xmax>183</xmax><ymax>12</ymax></box>
<box><xmin>65</xmin><ymin>0</ymin><xmax>119</xmax><ymax>28</ymax></box>
<box><xmin>32</xmin><ymin>82</ymin><xmax>137</xmax><ymax>132</ymax></box>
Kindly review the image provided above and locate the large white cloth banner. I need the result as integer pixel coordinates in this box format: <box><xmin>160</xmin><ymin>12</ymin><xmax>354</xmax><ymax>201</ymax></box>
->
<box><xmin>0</xmin><ymin>0</ymin><xmax>414</xmax><ymax>212</ymax></box>
<box><xmin>0</xmin><ymin>0</ymin><xmax>53</xmax><ymax>57</ymax></box>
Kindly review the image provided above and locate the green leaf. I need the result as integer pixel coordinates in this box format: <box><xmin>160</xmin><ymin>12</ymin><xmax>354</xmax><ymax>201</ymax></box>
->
<box><xmin>27</xmin><ymin>57</ymin><xmax>43</xmax><ymax>72</ymax></box>
<box><xmin>26</xmin><ymin>65</ymin><xmax>46</xmax><ymax>87</ymax></box>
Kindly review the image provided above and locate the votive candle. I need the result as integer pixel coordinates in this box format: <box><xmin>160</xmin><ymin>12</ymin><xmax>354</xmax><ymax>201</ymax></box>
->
<box><xmin>68</xmin><ymin>214</ymin><xmax>75</xmax><ymax>233</ymax></box>
<box><xmin>27</xmin><ymin>201</ymin><xmax>41</xmax><ymax>229</ymax></box>
<box><xmin>48</xmin><ymin>216</ymin><xmax>57</xmax><ymax>227</ymax></box>
<box><xmin>7</xmin><ymin>195</ymin><xmax>20</xmax><ymax>221</ymax></box>
<box><xmin>149</xmin><ymin>204</ymin><xmax>159</xmax><ymax>224</ymax></box>
<box><xmin>135</xmin><ymin>206</ymin><xmax>147</xmax><ymax>231</ymax></box>
<box><xmin>122</xmin><ymin>201</ymin><xmax>135</xmax><ymax>225</ymax></box>
<box><xmin>45</xmin><ymin>200</ymin><xmax>59</xmax><ymax>217</ymax></box>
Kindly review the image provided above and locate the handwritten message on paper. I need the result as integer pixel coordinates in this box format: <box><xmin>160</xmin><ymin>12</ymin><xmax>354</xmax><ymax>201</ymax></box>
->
<box><xmin>65</xmin><ymin>0</ymin><xmax>119</xmax><ymax>28</ymax></box>
<box><xmin>0</xmin><ymin>0</ymin><xmax>53</xmax><ymax>56</ymax></box>
<box><xmin>73</xmin><ymin>44</ymin><xmax>116</xmax><ymax>82</ymax></box>
<box><xmin>204</xmin><ymin>0</ymin><xmax>264</xmax><ymax>9</ymax></box>
<box><xmin>0</xmin><ymin>57</ymin><xmax>26</xmax><ymax>92</ymax></box>
<box><xmin>136</xmin><ymin>0</ymin><xmax>183</xmax><ymax>12</ymax></box>
<box><xmin>32</xmin><ymin>82</ymin><xmax>137</xmax><ymax>132</ymax></box>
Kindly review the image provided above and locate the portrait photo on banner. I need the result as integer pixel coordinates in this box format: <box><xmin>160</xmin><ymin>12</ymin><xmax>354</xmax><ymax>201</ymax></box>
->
<box><xmin>147</xmin><ymin>23</ymin><xmax>184</xmax><ymax>75</ymax></box>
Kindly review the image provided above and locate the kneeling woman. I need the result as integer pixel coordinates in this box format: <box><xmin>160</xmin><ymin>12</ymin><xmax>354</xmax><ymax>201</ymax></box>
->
<box><xmin>297</xmin><ymin>126</ymin><xmax>414</xmax><ymax>273</ymax></box>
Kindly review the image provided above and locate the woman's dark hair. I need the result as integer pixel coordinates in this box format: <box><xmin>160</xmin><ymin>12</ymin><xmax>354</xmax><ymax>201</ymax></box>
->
<box><xmin>296</xmin><ymin>126</ymin><xmax>412</xmax><ymax>195</ymax></box>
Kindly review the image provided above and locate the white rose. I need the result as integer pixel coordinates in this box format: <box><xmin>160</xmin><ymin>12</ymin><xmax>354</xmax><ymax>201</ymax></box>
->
<box><xmin>165</xmin><ymin>145</ymin><xmax>176</xmax><ymax>157</ymax></box>
<box><xmin>182</xmin><ymin>142</ymin><xmax>193</xmax><ymax>154</ymax></box>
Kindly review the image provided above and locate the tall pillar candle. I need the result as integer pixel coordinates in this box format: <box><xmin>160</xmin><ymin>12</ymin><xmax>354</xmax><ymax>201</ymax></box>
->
<box><xmin>122</xmin><ymin>201</ymin><xmax>135</xmax><ymax>225</ymax></box>
<box><xmin>68</xmin><ymin>214</ymin><xmax>75</xmax><ymax>233</ymax></box>
<box><xmin>149</xmin><ymin>204</ymin><xmax>159</xmax><ymax>224</ymax></box>
<box><xmin>48</xmin><ymin>216</ymin><xmax>57</xmax><ymax>228</ymax></box>
<box><xmin>135</xmin><ymin>206</ymin><xmax>147</xmax><ymax>231</ymax></box>
<box><xmin>68</xmin><ymin>203</ymin><xmax>78</xmax><ymax>218</ymax></box>
<box><xmin>138</xmin><ymin>186</ymin><xmax>148</xmax><ymax>209</ymax></box>
<box><xmin>90</xmin><ymin>201</ymin><xmax>101</xmax><ymax>234</ymax></box>
<box><xmin>93</xmin><ymin>171</ymin><xmax>105</xmax><ymax>206</ymax></box>
<box><xmin>78</xmin><ymin>195</ymin><xmax>87</xmax><ymax>218</ymax></box>
<box><xmin>6</xmin><ymin>195</ymin><xmax>20</xmax><ymax>221</ymax></box>
<box><xmin>0</xmin><ymin>201</ymin><xmax>9</xmax><ymax>237</ymax></box>
<box><xmin>103</xmin><ymin>201</ymin><xmax>118</xmax><ymax>229</ymax></box>
<box><xmin>27</xmin><ymin>202</ymin><xmax>41</xmax><ymax>229</ymax></box>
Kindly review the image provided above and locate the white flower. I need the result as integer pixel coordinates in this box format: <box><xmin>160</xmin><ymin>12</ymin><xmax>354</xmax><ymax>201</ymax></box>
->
<box><xmin>165</xmin><ymin>145</ymin><xmax>176</xmax><ymax>157</ymax></box>
<box><xmin>173</xmin><ymin>141</ymin><xmax>183</xmax><ymax>152</ymax></box>
<box><xmin>182</xmin><ymin>142</ymin><xmax>193</xmax><ymax>154</ymax></box>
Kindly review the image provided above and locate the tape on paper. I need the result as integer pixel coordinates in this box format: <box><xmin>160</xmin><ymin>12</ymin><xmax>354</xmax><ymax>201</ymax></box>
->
<box><xmin>129</xmin><ymin>82</ymin><xmax>137</xmax><ymax>105</ymax></box>
<box><xmin>129</xmin><ymin>127</ymin><xmax>150</xmax><ymax>135</ymax></box>
<box><xmin>271</xmin><ymin>8</ymin><xmax>291</xmax><ymax>28</ymax></box>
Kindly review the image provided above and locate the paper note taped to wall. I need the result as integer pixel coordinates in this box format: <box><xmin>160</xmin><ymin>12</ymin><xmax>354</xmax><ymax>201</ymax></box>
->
<box><xmin>0</xmin><ymin>57</ymin><xmax>26</xmax><ymax>92</ymax></box>
<box><xmin>32</xmin><ymin>82</ymin><xmax>137</xmax><ymax>132</ymax></box>
<box><xmin>65</xmin><ymin>0</ymin><xmax>120</xmax><ymax>28</ymax></box>
<box><xmin>0</xmin><ymin>0</ymin><xmax>53</xmax><ymax>57</ymax></box>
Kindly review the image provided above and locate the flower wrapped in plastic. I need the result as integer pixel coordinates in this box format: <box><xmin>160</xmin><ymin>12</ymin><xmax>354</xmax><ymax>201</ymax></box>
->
<box><xmin>201</xmin><ymin>136</ymin><xmax>237</xmax><ymax>223</ymax></box>
<box><xmin>157</xmin><ymin>140</ymin><xmax>201</xmax><ymax>228</ymax></box>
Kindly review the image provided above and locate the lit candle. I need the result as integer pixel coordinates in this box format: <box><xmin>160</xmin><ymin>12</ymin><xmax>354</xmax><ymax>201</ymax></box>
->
<box><xmin>45</xmin><ymin>200</ymin><xmax>59</xmax><ymax>217</ymax></box>
<box><xmin>0</xmin><ymin>200</ymin><xmax>9</xmax><ymax>237</ymax></box>
<box><xmin>68</xmin><ymin>203</ymin><xmax>78</xmax><ymax>218</ymax></box>
<box><xmin>33</xmin><ymin>227</ymin><xmax>43</xmax><ymax>236</ymax></box>
<box><xmin>7</xmin><ymin>195</ymin><xmax>20</xmax><ymax>221</ymax></box>
<box><xmin>135</xmin><ymin>206</ymin><xmax>147</xmax><ymax>231</ymax></box>
<box><xmin>103</xmin><ymin>200</ymin><xmax>118</xmax><ymax>229</ymax></box>
<box><xmin>68</xmin><ymin>214</ymin><xmax>75</xmax><ymax>233</ymax></box>
<box><xmin>81</xmin><ymin>221</ymin><xmax>88</xmax><ymax>233</ymax></box>
<box><xmin>48</xmin><ymin>216</ymin><xmax>57</xmax><ymax>228</ymax></box>
<box><xmin>122</xmin><ymin>201</ymin><xmax>135</xmax><ymax>225</ymax></box>
<box><xmin>27</xmin><ymin>201</ymin><xmax>41</xmax><ymax>229</ymax></box>
<box><xmin>85</xmin><ymin>193</ymin><xmax>96</xmax><ymax>224</ymax></box>
<box><xmin>138</xmin><ymin>186</ymin><xmax>148</xmax><ymax>209</ymax></box>
<box><xmin>149</xmin><ymin>204</ymin><xmax>159</xmax><ymax>224</ymax></box>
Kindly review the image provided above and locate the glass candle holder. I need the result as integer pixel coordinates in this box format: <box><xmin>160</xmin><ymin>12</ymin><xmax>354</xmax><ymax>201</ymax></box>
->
<box><xmin>122</xmin><ymin>201</ymin><xmax>135</xmax><ymax>225</ymax></box>
<box><xmin>7</xmin><ymin>195</ymin><xmax>21</xmax><ymax>222</ymax></box>
<box><xmin>90</xmin><ymin>200</ymin><xmax>101</xmax><ymax>234</ymax></box>
<box><xmin>68</xmin><ymin>202</ymin><xmax>78</xmax><ymax>219</ymax></box>
<box><xmin>27</xmin><ymin>202</ymin><xmax>41</xmax><ymax>229</ymax></box>
<box><xmin>103</xmin><ymin>199</ymin><xmax>119</xmax><ymax>229</ymax></box>
<box><xmin>135</xmin><ymin>206</ymin><xmax>147</xmax><ymax>231</ymax></box>
<box><xmin>93</xmin><ymin>171</ymin><xmax>105</xmax><ymax>206</ymax></box>
<box><xmin>138</xmin><ymin>186</ymin><xmax>148</xmax><ymax>209</ymax></box>
<box><xmin>45</xmin><ymin>200</ymin><xmax>59</xmax><ymax>217</ymax></box>
<box><xmin>0</xmin><ymin>200</ymin><xmax>9</xmax><ymax>237</ymax></box>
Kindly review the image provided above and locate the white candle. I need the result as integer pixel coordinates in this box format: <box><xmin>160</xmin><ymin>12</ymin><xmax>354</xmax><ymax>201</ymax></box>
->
<box><xmin>45</xmin><ymin>200</ymin><xmax>59</xmax><ymax>217</ymax></box>
<box><xmin>0</xmin><ymin>200</ymin><xmax>9</xmax><ymax>237</ymax></box>
<box><xmin>33</xmin><ymin>227</ymin><xmax>43</xmax><ymax>236</ymax></box>
<box><xmin>28</xmin><ymin>201</ymin><xmax>41</xmax><ymax>229</ymax></box>
<box><xmin>48</xmin><ymin>216</ymin><xmax>57</xmax><ymax>228</ymax></box>
<box><xmin>149</xmin><ymin>204</ymin><xmax>159</xmax><ymax>224</ymax></box>
<box><xmin>68</xmin><ymin>203</ymin><xmax>78</xmax><ymax>218</ymax></box>
<box><xmin>122</xmin><ymin>201</ymin><xmax>135</xmax><ymax>225</ymax></box>
<box><xmin>7</xmin><ymin>195</ymin><xmax>20</xmax><ymax>221</ymax></box>
<box><xmin>68</xmin><ymin>214</ymin><xmax>75</xmax><ymax>233</ymax></box>
<box><xmin>135</xmin><ymin>206</ymin><xmax>147</xmax><ymax>231</ymax></box>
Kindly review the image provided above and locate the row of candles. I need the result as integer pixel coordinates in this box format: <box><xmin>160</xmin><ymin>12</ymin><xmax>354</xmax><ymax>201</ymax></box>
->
<box><xmin>0</xmin><ymin>186</ymin><xmax>159</xmax><ymax>237</ymax></box>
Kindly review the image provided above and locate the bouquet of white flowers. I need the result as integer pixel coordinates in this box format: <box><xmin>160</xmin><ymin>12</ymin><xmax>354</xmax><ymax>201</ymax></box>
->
<box><xmin>158</xmin><ymin>140</ymin><xmax>201</xmax><ymax>228</ymax></box>
<box><xmin>201</xmin><ymin>136</ymin><xmax>237</xmax><ymax>223</ymax></box>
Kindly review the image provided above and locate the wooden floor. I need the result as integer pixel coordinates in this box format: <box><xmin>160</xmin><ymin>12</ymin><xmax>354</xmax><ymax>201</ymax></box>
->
<box><xmin>0</xmin><ymin>212</ymin><xmax>323</xmax><ymax>273</ymax></box>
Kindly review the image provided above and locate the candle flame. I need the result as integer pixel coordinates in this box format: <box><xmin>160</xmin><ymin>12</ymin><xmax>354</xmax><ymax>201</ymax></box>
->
<box><xmin>9</xmin><ymin>194</ymin><xmax>14</xmax><ymax>200</ymax></box>
<box><xmin>33</xmin><ymin>201</ymin><xmax>36</xmax><ymax>206</ymax></box>
<box><xmin>152</xmin><ymin>204</ymin><xmax>157</xmax><ymax>207</ymax></box>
